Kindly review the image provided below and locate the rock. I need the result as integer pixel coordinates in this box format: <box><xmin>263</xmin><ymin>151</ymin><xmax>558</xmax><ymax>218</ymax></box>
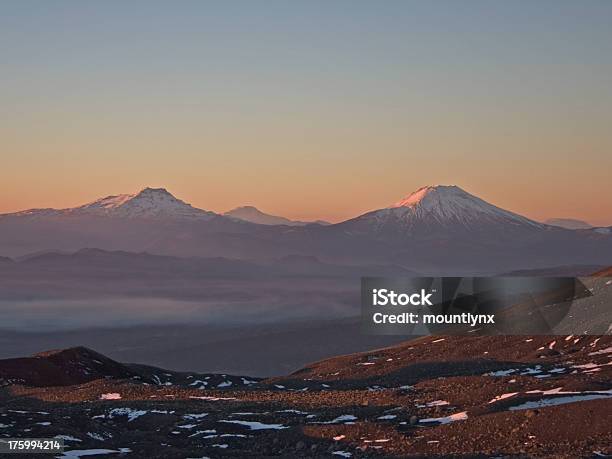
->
<box><xmin>409</xmin><ymin>415</ymin><xmax>419</xmax><ymax>425</ymax></box>
<box><xmin>295</xmin><ymin>441</ymin><xmax>305</xmax><ymax>451</ymax></box>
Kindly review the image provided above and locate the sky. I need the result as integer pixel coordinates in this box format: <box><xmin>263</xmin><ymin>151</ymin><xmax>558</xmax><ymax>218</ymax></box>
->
<box><xmin>1</xmin><ymin>1</ymin><xmax>611</xmax><ymax>225</ymax></box>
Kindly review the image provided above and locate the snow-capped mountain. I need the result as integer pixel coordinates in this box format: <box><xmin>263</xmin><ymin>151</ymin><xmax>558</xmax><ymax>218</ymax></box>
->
<box><xmin>224</xmin><ymin>206</ymin><xmax>329</xmax><ymax>226</ymax></box>
<box><xmin>0</xmin><ymin>184</ymin><xmax>610</xmax><ymax>273</ymax></box>
<box><xmin>4</xmin><ymin>188</ymin><xmax>217</xmax><ymax>220</ymax></box>
<box><xmin>337</xmin><ymin>185</ymin><xmax>544</xmax><ymax>239</ymax></box>
<box><xmin>72</xmin><ymin>187</ymin><xmax>217</xmax><ymax>219</ymax></box>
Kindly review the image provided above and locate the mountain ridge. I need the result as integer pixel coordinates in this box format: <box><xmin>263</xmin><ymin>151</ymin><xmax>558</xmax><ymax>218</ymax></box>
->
<box><xmin>224</xmin><ymin>205</ymin><xmax>329</xmax><ymax>226</ymax></box>
<box><xmin>545</xmin><ymin>218</ymin><xmax>593</xmax><ymax>230</ymax></box>
<box><xmin>1</xmin><ymin>185</ymin><xmax>610</xmax><ymax>273</ymax></box>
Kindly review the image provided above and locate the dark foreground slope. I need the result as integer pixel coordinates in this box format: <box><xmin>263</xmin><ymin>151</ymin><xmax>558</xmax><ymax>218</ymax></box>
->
<box><xmin>0</xmin><ymin>335</ymin><xmax>610</xmax><ymax>458</ymax></box>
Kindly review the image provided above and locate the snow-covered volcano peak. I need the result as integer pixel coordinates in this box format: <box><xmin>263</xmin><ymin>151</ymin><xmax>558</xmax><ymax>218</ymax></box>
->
<box><xmin>341</xmin><ymin>184</ymin><xmax>543</xmax><ymax>235</ymax></box>
<box><xmin>134</xmin><ymin>187</ymin><xmax>174</xmax><ymax>198</ymax></box>
<box><xmin>71</xmin><ymin>187</ymin><xmax>217</xmax><ymax>220</ymax></box>
<box><xmin>391</xmin><ymin>185</ymin><xmax>466</xmax><ymax>209</ymax></box>
<box><xmin>387</xmin><ymin>185</ymin><xmax>537</xmax><ymax>224</ymax></box>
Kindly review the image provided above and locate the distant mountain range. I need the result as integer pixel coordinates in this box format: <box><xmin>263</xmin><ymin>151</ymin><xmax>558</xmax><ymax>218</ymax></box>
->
<box><xmin>224</xmin><ymin>205</ymin><xmax>329</xmax><ymax>226</ymax></box>
<box><xmin>1</xmin><ymin>185</ymin><xmax>610</xmax><ymax>274</ymax></box>
<box><xmin>544</xmin><ymin>218</ymin><xmax>593</xmax><ymax>230</ymax></box>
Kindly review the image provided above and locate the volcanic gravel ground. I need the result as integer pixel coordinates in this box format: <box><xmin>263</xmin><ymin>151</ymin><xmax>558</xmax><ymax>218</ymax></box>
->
<box><xmin>0</xmin><ymin>334</ymin><xmax>610</xmax><ymax>458</ymax></box>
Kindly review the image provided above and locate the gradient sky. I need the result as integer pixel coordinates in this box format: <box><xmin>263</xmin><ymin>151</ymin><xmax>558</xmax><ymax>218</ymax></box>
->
<box><xmin>1</xmin><ymin>1</ymin><xmax>611</xmax><ymax>225</ymax></box>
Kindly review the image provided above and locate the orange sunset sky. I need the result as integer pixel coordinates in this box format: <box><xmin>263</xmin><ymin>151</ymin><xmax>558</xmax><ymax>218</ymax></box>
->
<box><xmin>2</xmin><ymin>2</ymin><xmax>611</xmax><ymax>225</ymax></box>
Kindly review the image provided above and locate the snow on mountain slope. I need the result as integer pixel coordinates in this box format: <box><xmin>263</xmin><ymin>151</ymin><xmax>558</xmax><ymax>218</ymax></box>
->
<box><xmin>340</xmin><ymin>185</ymin><xmax>544</xmax><ymax>236</ymax></box>
<box><xmin>72</xmin><ymin>187</ymin><xmax>217</xmax><ymax>219</ymax></box>
<box><xmin>2</xmin><ymin>188</ymin><xmax>217</xmax><ymax>220</ymax></box>
<box><xmin>224</xmin><ymin>206</ymin><xmax>328</xmax><ymax>226</ymax></box>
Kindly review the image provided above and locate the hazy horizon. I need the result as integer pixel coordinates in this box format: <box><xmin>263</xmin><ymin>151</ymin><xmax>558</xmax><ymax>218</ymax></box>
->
<box><xmin>2</xmin><ymin>1</ymin><xmax>611</xmax><ymax>225</ymax></box>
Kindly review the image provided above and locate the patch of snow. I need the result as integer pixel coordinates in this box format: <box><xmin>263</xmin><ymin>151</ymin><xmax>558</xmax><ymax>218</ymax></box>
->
<box><xmin>589</xmin><ymin>347</ymin><xmax>612</xmax><ymax>356</ymax></box>
<box><xmin>520</xmin><ymin>366</ymin><xmax>543</xmax><ymax>376</ymax></box>
<box><xmin>100</xmin><ymin>393</ymin><xmax>121</xmax><ymax>400</ymax></box>
<box><xmin>486</xmin><ymin>369</ymin><xmax>517</xmax><ymax>376</ymax></box>
<box><xmin>108</xmin><ymin>408</ymin><xmax>147</xmax><ymax>422</ymax></box>
<box><xmin>189</xmin><ymin>380</ymin><xmax>208</xmax><ymax>387</ymax></box>
<box><xmin>548</xmin><ymin>368</ymin><xmax>566</xmax><ymax>374</ymax></box>
<box><xmin>573</xmin><ymin>362</ymin><xmax>611</xmax><ymax>370</ymax></box>
<box><xmin>188</xmin><ymin>430</ymin><xmax>216</xmax><ymax>438</ymax></box>
<box><xmin>55</xmin><ymin>435</ymin><xmax>82</xmax><ymax>443</ymax></box>
<box><xmin>509</xmin><ymin>391</ymin><xmax>612</xmax><ymax>411</ymax></box>
<box><xmin>418</xmin><ymin>400</ymin><xmax>449</xmax><ymax>408</ymax></box>
<box><xmin>219</xmin><ymin>420</ymin><xmax>288</xmax><ymax>430</ymax></box>
<box><xmin>184</xmin><ymin>413</ymin><xmax>208</xmax><ymax>420</ymax></box>
<box><xmin>488</xmin><ymin>392</ymin><xmax>518</xmax><ymax>404</ymax></box>
<box><xmin>86</xmin><ymin>433</ymin><xmax>106</xmax><ymax>441</ymax></box>
<box><xmin>420</xmin><ymin>411</ymin><xmax>468</xmax><ymax>424</ymax></box>
<box><xmin>317</xmin><ymin>414</ymin><xmax>358</xmax><ymax>424</ymax></box>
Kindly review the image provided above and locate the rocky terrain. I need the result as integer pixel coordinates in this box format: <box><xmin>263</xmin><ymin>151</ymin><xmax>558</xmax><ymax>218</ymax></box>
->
<box><xmin>1</xmin><ymin>334</ymin><xmax>610</xmax><ymax>458</ymax></box>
